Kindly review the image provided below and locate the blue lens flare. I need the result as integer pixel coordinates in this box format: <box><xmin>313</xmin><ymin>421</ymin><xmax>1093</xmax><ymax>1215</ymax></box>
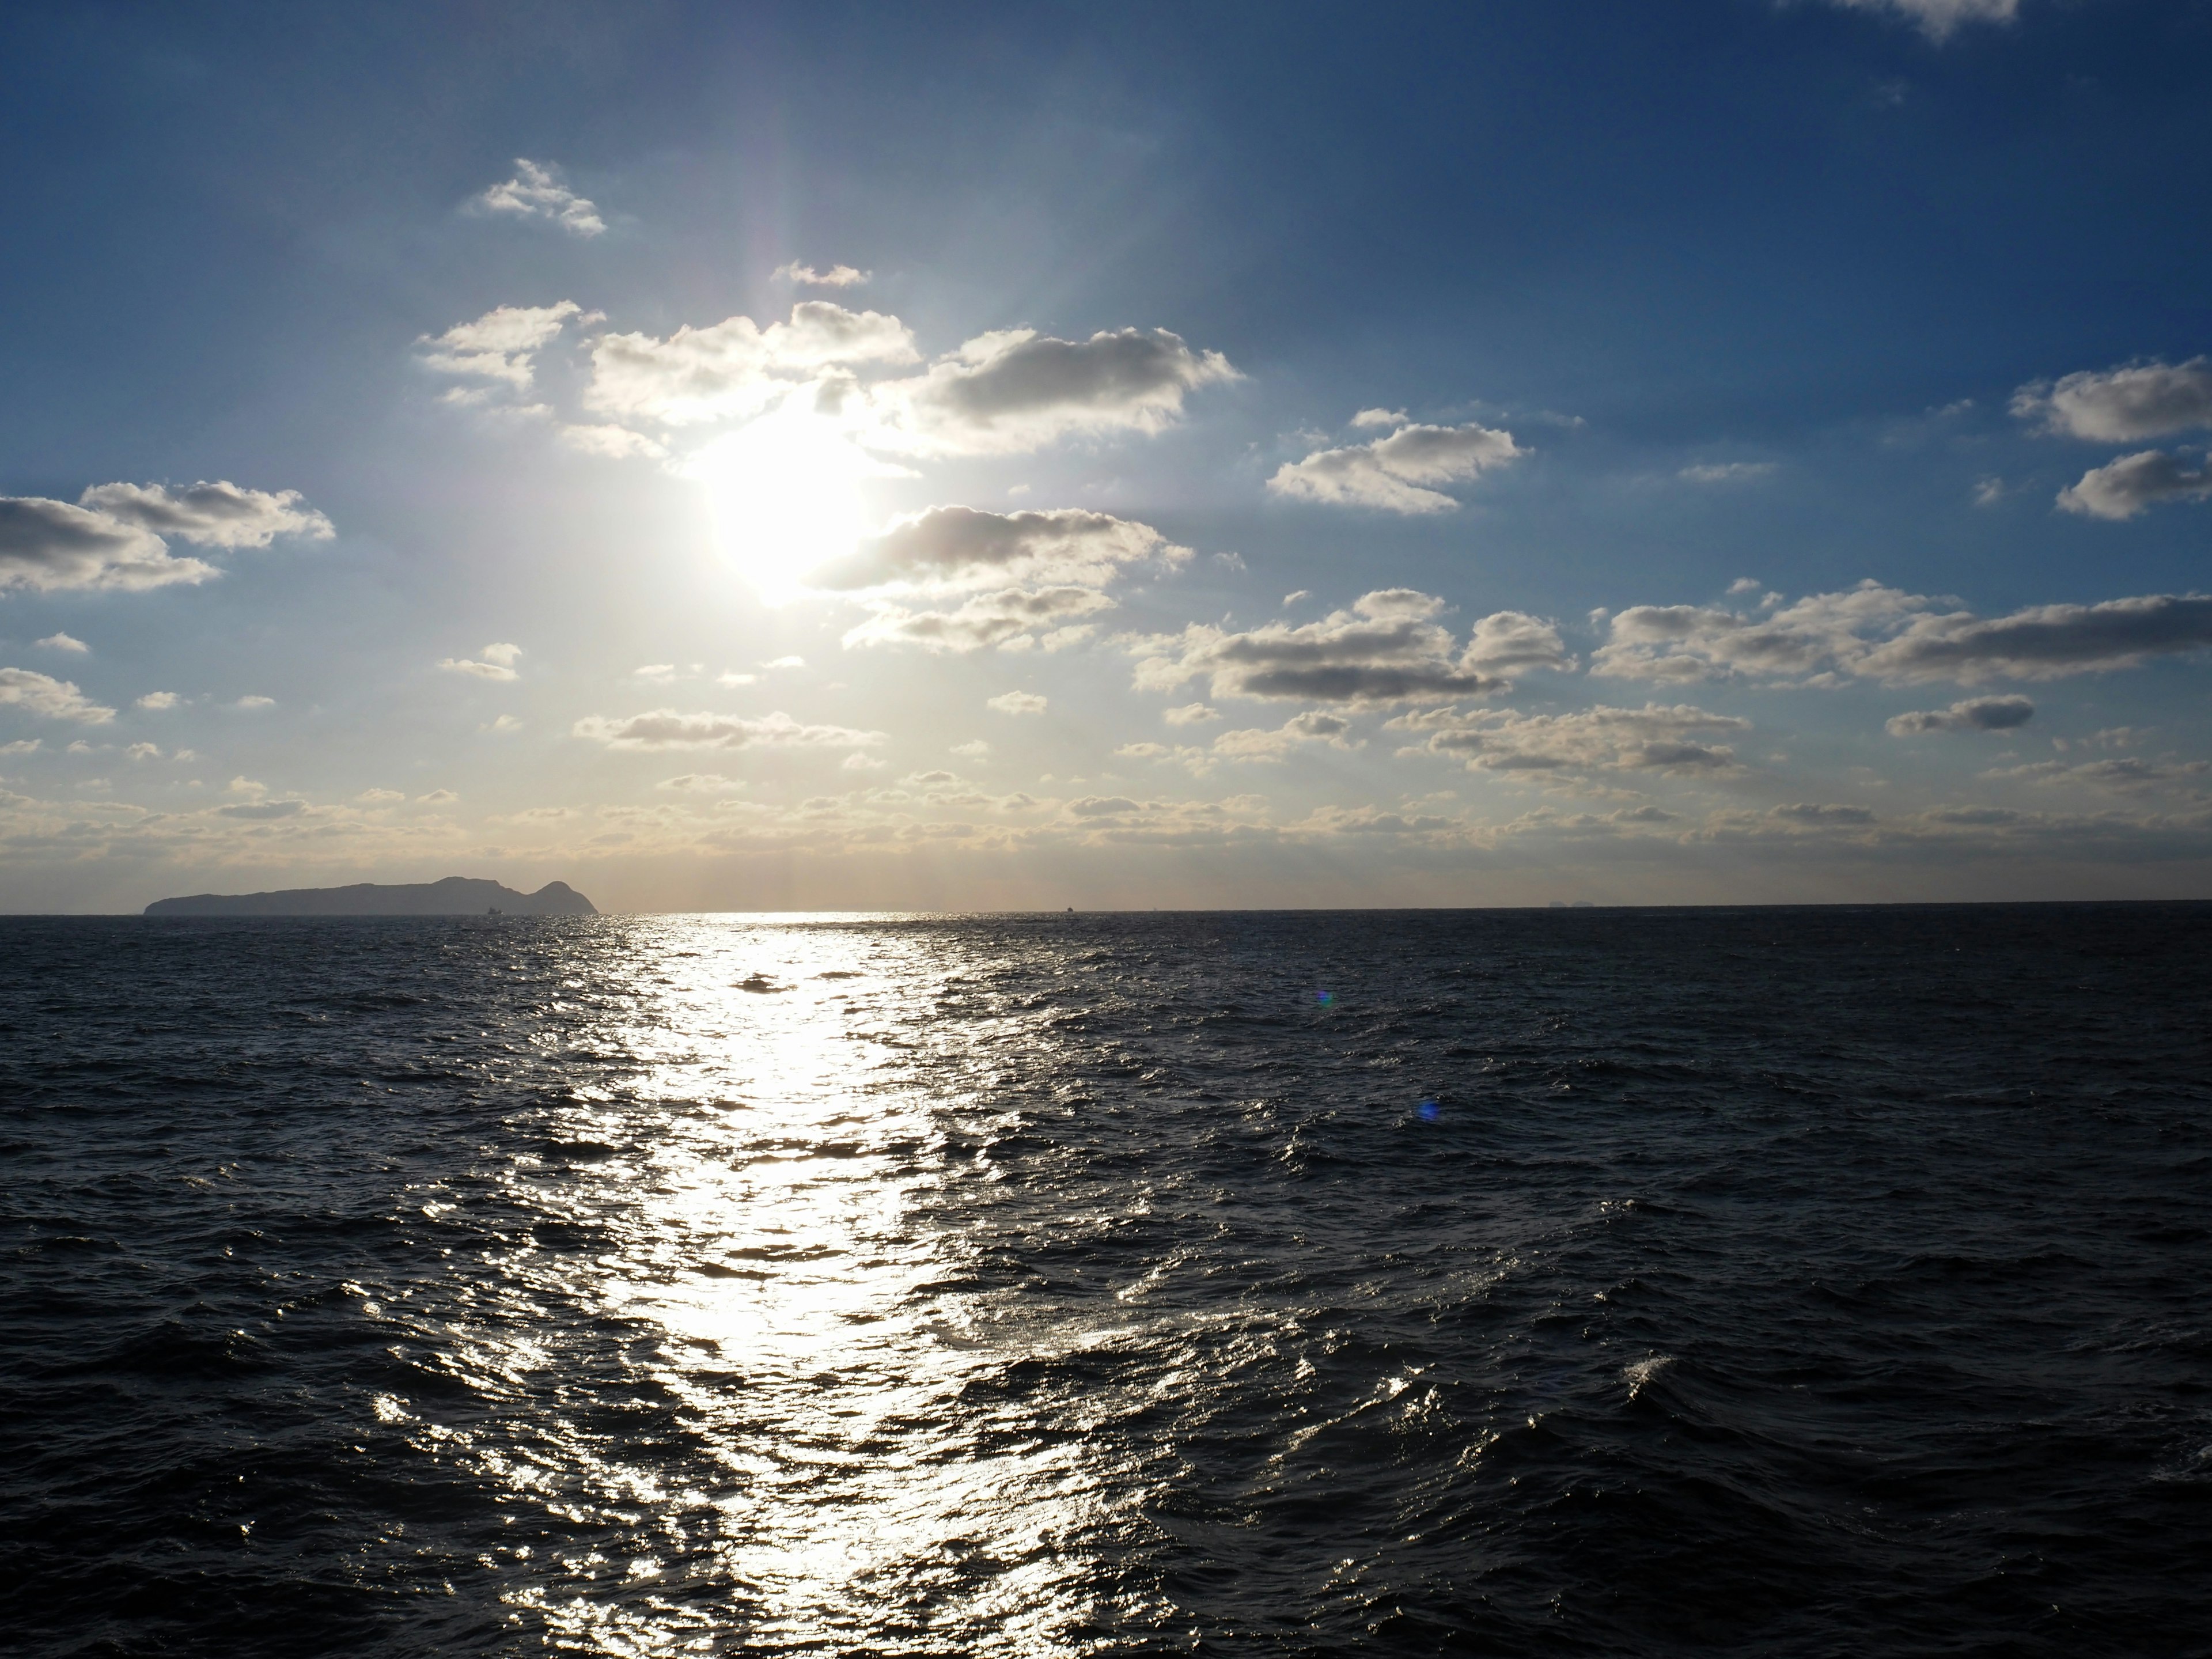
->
<box><xmin>1418</xmin><ymin>1100</ymin><xmax>1440</xmax><ymax>1121</ymax></box>
<box><xmin>1315</xmin><ymin>989</ymin><xmax>1333</xmax><ymax>1006</ymax></box>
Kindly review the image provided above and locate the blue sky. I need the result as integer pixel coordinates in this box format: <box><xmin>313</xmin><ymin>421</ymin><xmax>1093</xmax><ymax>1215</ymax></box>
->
<box><xmin>3</xmin><ymin>0</ymin><xmax>2210</xmax><ymax>910</ymax></box>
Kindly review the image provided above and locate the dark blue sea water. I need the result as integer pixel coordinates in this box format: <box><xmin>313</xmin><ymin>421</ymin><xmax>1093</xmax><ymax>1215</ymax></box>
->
<box><xmin>3</xmin><ymin>906</ymin><xmax>2209</xmax><ymax>1657</ymax></box>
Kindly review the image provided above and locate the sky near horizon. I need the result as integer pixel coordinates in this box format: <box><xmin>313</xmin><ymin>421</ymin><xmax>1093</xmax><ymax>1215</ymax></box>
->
<box><xmin>3</xmin><ymin>0</ymin><xmax>2211</xmax><ymax>912</ymax></box>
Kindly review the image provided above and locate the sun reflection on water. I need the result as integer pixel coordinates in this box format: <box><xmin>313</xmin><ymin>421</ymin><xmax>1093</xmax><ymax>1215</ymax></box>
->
<box><xmin>437</xmin><ymin>918</ymin><xmax>1151</xmax><ymax>1655</ymax></box>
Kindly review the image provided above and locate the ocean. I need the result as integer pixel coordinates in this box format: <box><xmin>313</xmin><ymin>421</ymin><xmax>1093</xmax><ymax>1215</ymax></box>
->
<box><xmin>3</xmin><ymin>905</ymin><xmax>2208</xmax><ymax>1657</ymax></box>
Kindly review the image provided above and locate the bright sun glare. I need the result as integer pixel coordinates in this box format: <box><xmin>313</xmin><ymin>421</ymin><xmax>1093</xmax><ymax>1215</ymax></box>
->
<box><xmin>695</xmin><ymin>411</ymin><xmax>882</xmax><ymax>601</ymax></box>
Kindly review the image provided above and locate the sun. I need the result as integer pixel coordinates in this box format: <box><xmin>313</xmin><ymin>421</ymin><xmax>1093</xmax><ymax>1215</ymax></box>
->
<box><xmin>694</xmin><ymin>409</ymin><xmax>885</xmax><ymax>601</ymax></box>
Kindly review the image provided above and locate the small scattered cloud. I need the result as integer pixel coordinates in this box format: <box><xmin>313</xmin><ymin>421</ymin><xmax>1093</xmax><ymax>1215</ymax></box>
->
<box><xmin>483</xmin><ymin>714</ymin><xmax>524</xmax><ymax>734</ymax></box>
<box><xmin>1268</xmin><ymin>420</ymin><xmax>1523</xmax><ymax>514</ymax></box>
<box><xmin>1679</xmin><ymin>461</ymin><xmax>1777</xmax><ymax>484</ymax></box>
<box><xmin>126</xmin><ymin>742</ymin><xmax>160</xmax><ymax>761</ymax></box>
<box><xmin>812</xmin><ymin>505</ymin><xmax>1185</xmax><ymax>594</ymax></box>
<box><xmin>2056</xmin><ymin>450</ymin><xmax>2212</xmax><ymax>521</ymax></box>
<box><xmin>1886</xmin><ymin>695</ymin><xmax>2035</xmax><ymax>735</ymax></box>
<box><xmin>1391</xmin><ymin>702</ymin><xmax>1751</xmax><ymax>775</ymax></box>
<box><xmin>35</xmin><ymin>632</ymin><xmax>87</xmax><ymax>653</ymax></box>
<box><xmin>419</xmin><ymin>789</ymin><xmax>459</xmax><ymax>804</ymax></box>
<box><xmin>658</xmin><ymin>772</ymin><xmax>746</xmax><ymax>793</ymax></box>
<box><xmin>1594</xmin><ymin>582</ymin><xmax>2212</xmax><ymax>685</ymax></box>
<box><xmin>2013</xmin><ymin>358</ymin><xmax>2212</xmax><ymax>443</ymax></box>
<box><xmin>846</xmin><ymin>585</ymin><xmax>1116</xmax><ymax>654</ymax></box>
<box><xmin>1973</xmin><ymin>476</ymin><xmax>2009</xmax><ymax>507</ymax></box>
<box><xmin>1986</xmin><ymin>756</ymin><xmax>2209</xmax><ymax>794</ymax></box>
<box><xmin>79</xmin><ymin>481</ymin><xmax>334</xmax><ymax>549</ymax></box>
<box><xmin>986</xmin><ymin>690</ymin><xmax>1048</xmax><ymax>716</ymax></box>
<box><xmin>1282</xmin><ymin>590</ymin><xmax>1312</xmax><ymax>607</ymax></box>
<box><xmin>357</xmin><ymin>787</ymin><xmax>405</xmax><ymax>802</ymax></box>
<box><xmin>1768</xmin><ymin>801</ymin><xmax>1876</xmax><ymax>825</ymax></box>
<box><xmin>419</xmin><ymin>302</ymin><xmax>584</xmax><ymax>391</ymax></box>
<box><xmin>1350</xmin><ymin>408</ymin><xmax>1409</xmax><ymax>429</ymax></box>
<box><xmin>1726</xmin><ymin>578</ymin><xmax>1762</xmax><ymax>595</ymax></box>
<box><xmin>559</xmin><ymin>423</ymin><xmax>666</xmax><ymax>460</ymax></box>
<box><xmin>234</xmin><ymin>695</ymin><xmax>275</xmax><ymax>709</ymax></box>
<box><xmin>586</xmin><ymin>302</ymin><xmax>917</xmax><ymax>426</ymax></box>
<box><xmin>633</xmin><ymin>663</ymin><xmax>676</xmax><ymax>681</ymax></box>
<box><xmin>951</xmin><ymin>740</ymin><xmax>991</xmax><ymax>759</ymax></box>
<box><xmin>1132</xmin><ymin>590</ymin><xmax>1569</xmax><ymax>706</ymax></box>
<box><xmin>763</xmin><ymin>656</ymin><xmax>806</xmax><ymax>670</ymax></box>
<box><xmin>441</xmin><ymin>642</ymin><xmax>523</xmax><ymax>681</ymax></box>
<box><xmin>572</xmin><ymin>709</ymin><xmax>887</xmax><ymax>751</ymax></box>
<box><xmin>866</xmin><ymin>327</ymin><xmax>1236</xmax><ymax>456</ymax></box>
<box><xmin>1819</xmin><ymin>0</ymin><xmax>2020</xmax><ymax>41</ymax></box>
<box><xmin>472</xmin><ymin>158</ymin><xmax>604</xmax><ymax>237</ymax></box>
<box><xmin>774</xmin><ymin>262</ymin><xmax>869</xmax><ymax>287</ymax></box>
<box><xmin>0</xmin><ymin>667</ymin><xmax>115</xmax><ymax>724</ymax></box>
<box><xmin>1163</xmin><ymin>702</ymin><xmax>1219</xmax><ymax>726</ymax></box>
<box><xmin>218</xmin><ymin>797</ymin><xmax>307</xmax><ymax>820</ymax></box>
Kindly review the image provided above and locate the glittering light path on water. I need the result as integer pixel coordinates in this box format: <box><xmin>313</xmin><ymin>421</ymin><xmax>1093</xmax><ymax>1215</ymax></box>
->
<box><xmin>3</xmin><ymin>907</ymin><xmax>2210</xmax><ymax>1656</ymax></box>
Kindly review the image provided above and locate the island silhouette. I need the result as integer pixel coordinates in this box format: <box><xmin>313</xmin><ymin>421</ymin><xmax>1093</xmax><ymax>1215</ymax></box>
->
<box><xmin>143</xmin><ymin>877</ymin><xmax>597</xmax><ymax>916</ymax></box>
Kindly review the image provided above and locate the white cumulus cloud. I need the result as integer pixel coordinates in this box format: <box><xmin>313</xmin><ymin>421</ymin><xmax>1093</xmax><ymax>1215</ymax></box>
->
<box><xmin>1596</xmin><ymin>583</ymin><xmax>2212</xmax><ymax>685</ymax></box>
<box><xmin>1132</xmin><ymin>590</ymin><xmax>1569</xmax><ymax>705</ymax></box>
<box><xmin>1886</xmin><ymin>695</ymin><xmax>2036</xmax><ymax>735</ymax></box>
<box><xmin>440</xmin><ymin>642</ymin><xmax>522</xmax><ymax>680</ymax></box>
<box><xmin>1390</xmin><ymin>703</ymin><xmax>1752</xmax><ymax>774</ymax></box>
<box><xmin>572</xmin><ymin>709</ymin><xmax>887</xmax><ymax>751</ymax></box>
<box><xmin>586</xmin><ymin>302</ymin><xmax>917</xmax><ymax>426</ymax></box>
<box><xmin>866</xmin><ymin>327</ymin><xmax>1237</xmax><ymax>456</ymax></box>
<box><xmin>473</xmin><ymin>158</ymin><xmax>605</xmax><ymax>237</ymax></box>
<box><xmin>36</xmin><ymin>633</ymin><xmax>88</xmax><ymax>653</ymax></box>
<box><xmin>809</xmin><ymin>505</ymin><xmax>1187</xmax><ymax>593</ymax></box>
<box><xmin>0</xmin><ymin>666</ymin><xmax>116</xmax><ymax>723</ymax></box>
<box><xmin>986</xmin><ymin>691</ymin><xmax>1048</xmax><ymax>716</ymax></box>
<box><xmin>1268</xmin><ymin>420</ymin><xmax>1523</xmax><ymax>514</ymax></box>
<box><xmin>2013</xmin><ymin>358</ymin><xmax>2212</xmax><ymax>442</ymax></box>
<box><xmin>79</xmin><ymin>481</ymin><xmax>334</xmax><ymax>548</ymax></box>
<box><xmin>774</xmin><ymin>262</ymin><xmax>869</xmax><ymax>287</ymax></box>
<box><xmin>418</xmin><ymin>302</ymin><xmax>584</xmax><ymax>389</ymax></box>
<box><xmin>2056</xmin><ymin>450</ymin><xmax>2212</xmax><ymax>521</ymax></box>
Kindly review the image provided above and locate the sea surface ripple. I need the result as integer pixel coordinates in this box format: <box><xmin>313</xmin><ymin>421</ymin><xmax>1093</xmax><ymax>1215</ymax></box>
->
<box><xmin>2</xmin><ymin>906</ymin><xmax>2209</xmax><ymax>1657</ymax></box>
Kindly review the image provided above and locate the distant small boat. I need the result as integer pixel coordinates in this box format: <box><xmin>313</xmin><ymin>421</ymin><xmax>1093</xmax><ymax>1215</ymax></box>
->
<box><xmin>487</xmin><ymin>906</ymin><xmax>501</xmax><ymax>915</ymax></box>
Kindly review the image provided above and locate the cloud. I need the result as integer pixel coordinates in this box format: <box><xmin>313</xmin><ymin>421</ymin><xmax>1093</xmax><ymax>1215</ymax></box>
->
<box><xmin>657</xmin><ymin>772</ymin><xmax>746</xmax><ymax>793</ymax></box>
<box><xmin>1886</xmin><ymin>695</ymin><xmax>2035</xmax><ymax>735</ymax></box>
<box><xmin>809</xmin><ymin>505</ymin><xmax>1187</xmax><ymax>593</ymax></box>
<box><xmin>418</xmin><ymin>302</ymin><xmax>583</xmax><ymax>389</ymax></box>
<box><xmin>1987</xmin><ymin>756</ymin><xmax>2210</xmax><ymax>794</ymax></box>
<box><xmin>2056</xmin><ymin>450</ymin><xmax>2212</xmax><ymax>521</ymax></box>
<box><xmin>1594</xmin><ymin>582</ymin><xmax>2212</xmax><ymax>685</ymax></box>
<box><xmin>951</xmin><ymin>740</ymin><xmax>991</xmax><ymax>759</ymax></box>
<box><xmin>1267</xmin><ymin>421</ymin><xmax>1523</xmax><ymax>514</ymax></box>
<box><xmin>1820</xmin><ymin>0</ymin><xmax>2020</xmax><ymax>40</ymax></box>
<box><xmin>986</xmin><ymin>691</ymin><xmax>1048</xmax><ymax>716</ymax></box>
<box><xmin>774</xmin><ymin>262</ymin><xmax>869</xmax><ymax>287</ymax></box>
<box><xmin>1132</xmin><ymin>590</ymin><xmax>1569</xmax><ymax>705</ymax></box>
<box><xmin>843</xmin><ymin>586</ymin><xmax>1117</xmax><ymax>653</ymax></box>
<box><xmin>868</xmin><ymin>327</ymin><xmax>1237</xmax><ymax>456</ymax></box>
<box><xmin>357</xmin><ymin>787</ymin><xmax>405</xmax><ymax>802</ymax></box>
<box><xmin>763</xmin><ymin>656</ymin><xmax>806</xmax><ymax>669</ymax></box>
<box><xmin>474</xmin><ymin>158</ymin><xmax>605</xmax><ymax>237</ymax></box>
<box><xmin>233</xmin><ymin>695</ymin><xmax>274</xmax><ymax>709</ymax></box>
<box><xmin>1350</xmin><ymin>408</ymin><xmax>1408</xmax><ymax>429</ymax></box>
<box><xmin>1163</xmin><ymin>702</ymin><xmax>1218</xmax><ymax>725</ymax></box>
<box><xmin>36</xmin><ymin>633</ymin><xmax>88</xmax><ymax>653</ymax></box>
<box><xmin>633</xmin><ymin>663</ymin><xmax>676</xmax><ymax>681</ymax></box>
<box><xmin>0</xmin><ymin>667</ymin><xmax>115</xmax><ymax>723</ymax></box>
<box><xmin>136</xmin><ymin>691</ymin><xmax>179</xmax><ymax>710</ymax></box>
<box><xmin>80</xmin><ymin>480</ymin><xmax>335</xmax><ymax>549</ymax></box>
<box><xmin>1679</xmin><ymin>461</ymin><xmax>1777</xmax><ymax>483</ymax></box>
<box><xmin>1768</xmin><ymin>802</ymin><xmax>1876</xmax><ymax>825</ymax></box>
<box><xmin>217</xmin><ymin>797</ymin><xmax>307</xmax><ymax>820</ymax></box>
<box><xmin>1209</xmin><ymin>710</ymin><xmax>1358</xmax><ymax>761</ymax></box>
<box><xmin>2013</xmin><ymin>358</ymin><xmax>2212</xmax><ymax>442</ymax></box>
<box><xmin>418</xmin><ymin>789</ymin><xmax>459</xmax><ymax>803</ymax></box>
<box><xmin>440</xmin><ymin>642</ymin><xmax>522</xmax><ymax>681</ymax></box>
<box><xmin>587</xmin><ymin>302</ymin><xmax>917</xmax><ymax>426</ymax></box>
<box><xmin>0</xmin><ymin>497</ymin><xmax>218</xmax><ymax>592</ymax></box>
<box><xmin>572</xmin><ymin>709</ymin><xmax>887</xmax><ymax>751</ymax></box>
<box><xmin>1391</xmin><ymin>702</ymin><xmax>1750</xmax><ymax>774</ymax></box>
<box><xmin>559</xmin><ymin>423</ymin><xmax>667</xmax><ymax>460</ymax></box>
